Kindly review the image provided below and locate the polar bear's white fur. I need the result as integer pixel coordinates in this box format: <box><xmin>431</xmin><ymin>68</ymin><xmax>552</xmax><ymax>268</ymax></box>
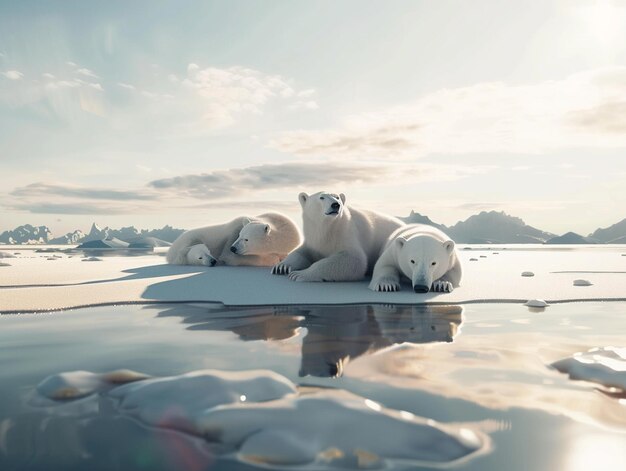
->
<box><xmin>272</xmin><ymin>191</ymin><xmax>404</xmax><ymax>282</ymax></box>
<box><xmin>185</xmin><ymin>244</ymin><xmax>218</xmax><ymax>266</ymax></box>
<box><xmin>167</xmin><ymin>213</ymin><xmax>302</xmax><ymax>267</ymax></box>
<box><xmin>369</xmin><ymin>224</ymin><xmax>462</xmax><ymax>293</ymax></box>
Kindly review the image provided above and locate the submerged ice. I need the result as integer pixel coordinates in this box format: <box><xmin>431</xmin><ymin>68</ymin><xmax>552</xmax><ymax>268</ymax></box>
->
<box><xmin>36</xmin><ymin>368</ymin><xmax>489</xmax><ymax>469</ymax></box>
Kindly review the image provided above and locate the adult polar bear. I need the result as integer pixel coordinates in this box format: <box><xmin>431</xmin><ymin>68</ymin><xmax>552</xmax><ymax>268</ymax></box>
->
<box><xmin>272</xmin><ymin>191</ymin><xmax>404</xmax><ymax>282</ymax></box>
<box><xmin>369</xmin><ymin>224</ymin><xmax>462</xmax><ymax>293</ymax></box>
<box><xmin>167</xmin><ymin>213</ymin><xmax>301</xmax><ymax>267</ymax></box>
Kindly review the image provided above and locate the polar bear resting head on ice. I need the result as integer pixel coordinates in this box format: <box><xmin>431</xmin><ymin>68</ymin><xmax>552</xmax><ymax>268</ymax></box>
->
<box><xmin>167</xmin><ymin>213</ymin><xmax>301</xmax><ymax>267</ymax></box>
<box><xmin>369</xmin><ymin>224</ymin><xmax>462</xmax><ymax>293</ymax></box>
<box><xmin>272</xmin><ymin>191</ymin><xmax>404</xmax><ymax>282</ymax></box>
<box><xmin>185</xmin><ymin>243</ymin><xmax>218</xmax><ymax>266</ymax></box>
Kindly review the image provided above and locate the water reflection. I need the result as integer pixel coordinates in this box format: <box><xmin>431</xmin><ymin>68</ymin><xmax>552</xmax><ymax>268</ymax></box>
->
<box><xmin>0</xmin><ymin>408</ymin><xmax>216</xmax><ymax>471</ymax></box>
<box><xmin>154</xmin><ymin>304</ymin><xmax>463</xmax><ymax>378</ymax></box>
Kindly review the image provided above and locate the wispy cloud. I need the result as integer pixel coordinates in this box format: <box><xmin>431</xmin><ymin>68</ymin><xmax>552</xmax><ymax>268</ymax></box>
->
<box><xmin>7</xmin><ymin>201</ymin><xmax>149</xmax><ymax>215</ymax></box>
<box><xmin>149</xmin><ymin>161</ymin><xmax>486</xmax><ymax>199</ymax></box>
<box><xmin>149</xmin><ymin>162</ymin><xmax>382</xmax><ymax>199</ymax></box>
<box><xmin>176</xmin><ymin>64</ymin><xmax>318</xmax><ymax>127</ymax></box>
<box><xmin>185</xmin><ymin>200</ymin><xmax>300</xmax><ymax>211</ymax></box>
<box><xmin>11</xmin><ymin>182</ymin><xmax>157</xmax><ymax>201</ymax></box>
<box><xmin>5</xmin><ymin>182</ymin><xmax>161</xmax><ymax>215</ymax></box>
<box><xmin>567</xmin><ymin>101</ymin><xmax>626</xmax><ymax>133</ymax></box>
<box><xmin>117</xmin><ymin>82</ymin><xmax>136</xmax><ymax>90</ymax></box>
<box><xmin>270</xmin><ymin>67</ymin><xmax>626</xmax><ymax>158</ymax></box>
<box><xmin>2</xmin><ymin>70</ymin><xmax>23</xmax><ymax>80</ymax></box>
<box><xmin>76</xmin><ymin>67</ymin><xmax>98</xmax><ymax>79</ymax></box>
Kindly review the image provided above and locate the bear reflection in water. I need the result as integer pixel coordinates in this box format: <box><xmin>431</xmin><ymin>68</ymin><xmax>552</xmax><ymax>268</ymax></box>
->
<box><xmin>154</xmin><ymin>304</ymin><xmax>463</xmax><ymax>378</ymax></box>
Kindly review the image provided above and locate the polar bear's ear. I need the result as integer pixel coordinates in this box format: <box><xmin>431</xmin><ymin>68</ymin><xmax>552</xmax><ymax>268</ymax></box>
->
<box><xmin>298</xmin><ymin>192</ymin><xmax>308</xmax><ymax>208</ymax></box>
<box><xmin>264</xmin><ymin>224</ymin><xmax>271</xmax><ymax>234</ymax></box>
<box><xmin>444</xmin><ymin>240</ymin><xmax>455</xmax><ymax>253</ymax></box>
<box><xmin>395</xmin><ymin>237</ymin><xmax>406</xmax><ymax>248</ymax></box>
<box><xmin>339</xmin><ymin>193</ymin><xmax>346</xmax><ymax>204</ymax></box>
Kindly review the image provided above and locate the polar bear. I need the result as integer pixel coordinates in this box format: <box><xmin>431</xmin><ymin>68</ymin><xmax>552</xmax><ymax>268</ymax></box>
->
<box><xmin>166</xmin><ymin>213</ymin><xmax>301</xmax><ymax>267</ymax></box>
<box><xmin>369</xmin><ymin>224</ymin><xmax>462</xmax><ymax>293</ymax></box>
<box><xmin>185</xmin><ymin>243</ymin><xmax>218</xmax><ymax>266</ymax></box>
<box><xmin>272</xmin><ymin>191</ymin><xmax>404</xmax><ymax>282</ymax></box>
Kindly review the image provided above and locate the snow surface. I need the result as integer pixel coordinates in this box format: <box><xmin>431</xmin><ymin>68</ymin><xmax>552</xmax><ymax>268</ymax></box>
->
<box><xmin>0</xmin><ymin>246</ymin><xmax>625</xmax><ymax>312</ymax></box>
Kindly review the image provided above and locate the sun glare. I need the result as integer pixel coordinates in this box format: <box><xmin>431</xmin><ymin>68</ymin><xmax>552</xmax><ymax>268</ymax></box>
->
<box><xmin>576</xmin><ymin>0</ymin><xmax>623</xmax><ymax>45</ymax></box>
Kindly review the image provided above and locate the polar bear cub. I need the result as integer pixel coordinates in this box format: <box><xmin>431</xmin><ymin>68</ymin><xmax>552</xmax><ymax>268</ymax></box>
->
<box><xmin>369</xmin><ymin>224</ymin><xmax>462</xmax><ymax>293</ymax></box>
<box><xmin>167</xmin><ymin>213</ymin><xmax>301</xmax><ymax>267</ymax></box>
<box><xmin>272</xmin><ymin>191</ymin><xmax>404</xmax><ymax>282</ymax></box>
<box><xmin>185</xmin><ymin>243</ymin><xmax>218</xmax><ymax>266</ymax></box>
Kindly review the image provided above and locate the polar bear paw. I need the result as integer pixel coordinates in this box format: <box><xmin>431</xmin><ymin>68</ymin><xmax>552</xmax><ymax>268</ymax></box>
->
<box><xmin>432</xmin><ymin>280</ymin><xmax>454</xmax><ymax>293</ymax></box>
<box><xmin>272</xmin><ymin>263</ymin><xmax>292</xmax><ymax>275</ymax></box>
<box><xmin>287</xmin><ymin>270</ymin><xmax>323</xmax><ymax>282</ymax></box>
<box><xmin>370</xmin><ymin>277</ymin><xmax>401</xmax><ymax>292</ymax></box>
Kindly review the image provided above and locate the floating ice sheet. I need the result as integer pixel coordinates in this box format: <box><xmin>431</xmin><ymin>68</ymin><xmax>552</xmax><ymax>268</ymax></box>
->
<box><xmin>552</xmin><ymin>347</ymin><xmax>626</xmax><ymax>391</ymax></box>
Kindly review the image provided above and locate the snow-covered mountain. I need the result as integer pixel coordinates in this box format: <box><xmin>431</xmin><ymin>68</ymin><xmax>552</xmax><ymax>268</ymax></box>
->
<box><xmin>589</xmin><ymin>218</ymin><xmax>626</xmax><ymax>243</ymax></box>
<box><xmin>49</xmin><ymin>230</ymin><xmax>85</xmax><ymax>245</ymax></box>
<box><xmin>0</xmin><ymin>225</ymin><xmax>52</xmax><ymax>244</ymax></box>
<box><xmin>81</xmin><ymin>223</ymin><xmax>111</xmax><ymax>243</ymax></box>
<box><xmin>545</xmin><ymin>232</ymin><xmax>598</xmax><ymax>244</ymax></box>
<box><xmin>1</xmin><ymin>215</ymin><xmax>623</xmax><ymax>245</ymax></box>
<box><xmin>400</xmin><ymin>210</ymin><xmax>556</xmax><ymax>243</ymax></box>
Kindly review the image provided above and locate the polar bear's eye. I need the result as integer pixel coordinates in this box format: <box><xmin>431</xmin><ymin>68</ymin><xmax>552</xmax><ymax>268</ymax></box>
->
<box><xmin>410</xmin><ymin>260</ymin><xmax>415</xmax><ymax>264</ymax></box>
<box><xmin>320</xmin><ymin>196</ymin><xmax>325</xmax><ymax>200</ymax></box>
<box><xmin>244</xmin><ymin>238</ymin><xmax>248</xmax><ymax>242</ymax></box>
<box><xmin>199</xmin><ymin>257</ymin><xmax>203</xmax><ymax>260</ymax></box>
<box><xmin>431</xmin><ymin>261</ymin><xmax>437</xmax><ymax>266</ymax></box>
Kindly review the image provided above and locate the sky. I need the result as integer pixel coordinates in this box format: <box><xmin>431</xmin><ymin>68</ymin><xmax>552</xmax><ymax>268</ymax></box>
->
<box><xmin>1</xmin><ymin>0</ymin><xmax>626</xmax><ymax>237</ymax></box>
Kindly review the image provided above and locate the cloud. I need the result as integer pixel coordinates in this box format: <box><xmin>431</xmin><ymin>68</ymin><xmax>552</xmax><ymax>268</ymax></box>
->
<box><xmin>5</xmin><ymin>182</ymin><xmax>160</xmax><ymax>215</ymax></box>
<box><xmin>186</xmin><ymin>200</ymin><xmax>300</xmax><ymax>211</ymax></box>
<box><xmin>271</xmin><ymin>124</ymin><xmax>418</xmax><ymax>156</ymax></box>
<box><xmin>148</xmin><ymin>161</ymin><xmax>484</xmax><ymax>199</ymax></box>
<box><xmin>149</xmin><ymin>162</ymin><xmax>380</xmax><ymax>199</ymax></box>
<box><xmin>7</xmin><ymin>201</ymin><xmax>146</xmax><ymax>215</ymax></box>
<box><xmin>2</xmin><ymin>70</ymin><xmax>23</xmax><ymax>80</ymax></box>
<box><xmin>10</xmin><ymin>182</ymin><xmax>157</xmax><ymax>201</ymax></box>
<box><xmin>76</xmin><ymin>68</ymin><xmax>98</xmax><ymax>78</ymax></box>
<box><xmin>179</xmin><ymin>64</ymin><xmax>317</xmax><ymax>127</ymax></box>
<box><xmin>270</xmin><ymin>67</ymin><xmax>626</xmax><ymax>158</ymax></box>
<box><xmin>118</xmin><ymin>82</ymin><xmax>136</xmax><ymax>90</ymax></box>
<box><xmin>567</xmin><ymin>101</ymin><xmax>626</xmax><ymax>133</ymax></box>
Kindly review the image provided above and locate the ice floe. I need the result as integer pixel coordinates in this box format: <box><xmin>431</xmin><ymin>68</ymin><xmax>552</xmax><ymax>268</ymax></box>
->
<box><xmin>524</xmin><ymin>299</ymin><xmax>549</xmax><ymax>308</ymax></box>
<box><xmin>551</xmin><ymin>347</ymin><xmax>626</xmax><ymax>391</ymax></box>
<box><xmin>573</xmin><ymin>279</ymin><xmax>593</xmax><ymax>286</ymax></box>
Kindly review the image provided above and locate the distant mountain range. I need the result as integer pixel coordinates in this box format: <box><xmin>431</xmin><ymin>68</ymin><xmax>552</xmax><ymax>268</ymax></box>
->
<box><xmin>0</xmin><ymin>225</ymin><xmax>51</xmax><ymax>245</ymax></box>
<box><xmin>0</xmin><ymin>222</ymin><xmax>184</xmax><ymax>245</ymax></box>
<box><xmin>1</xmin><ymin>213</ymin><xmax>625</xmax><ymax>245</ymax></box>
<box><xmin>399</xmin><ymin>211</ymin><xmax>626</xmax><ymax>244</ymax></box>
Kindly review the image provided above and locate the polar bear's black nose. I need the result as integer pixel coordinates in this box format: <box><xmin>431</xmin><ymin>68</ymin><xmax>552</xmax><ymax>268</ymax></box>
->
<box><xmin>230</xmin><ymin>246</ymin><xmax>237</xmax><ymax>253</ymax></box>
<box><xmin>413</xmin><ymin>284</ymin><xmax>430</xmax><ymax>293</ymax></box>
<box><xmin>210</xmin><ymin>259</ymin><xmax>217</xmax><ymax>266</ymax></box>
<box><xmin>331</xmin><ymin>202</ymin><xmax>340</xmax><ymax>210</ymax></box>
